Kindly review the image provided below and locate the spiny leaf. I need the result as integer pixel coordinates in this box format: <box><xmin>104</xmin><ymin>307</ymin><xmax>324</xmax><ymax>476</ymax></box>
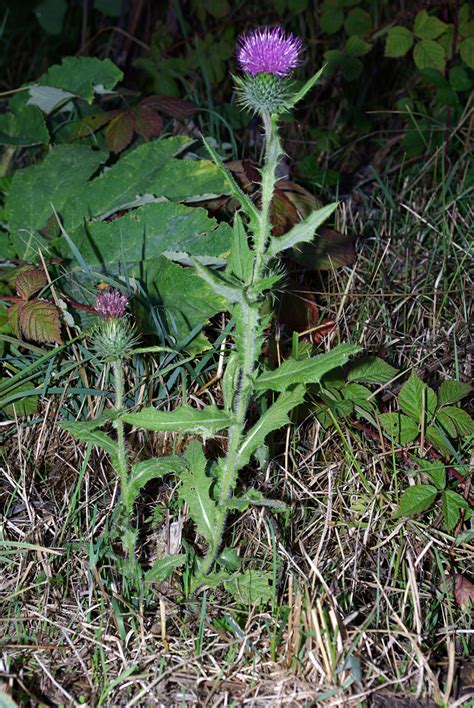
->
<box><xmin>254</xmin><ymin>344</ymin><xmax>361</xmax><ymax>392</ymax></box>
<box><xmin>227</xmin><ymin>213</ymin><xmax>253</xmax><ymax>283</ymax></box>
<box><xmin>59</xmin><ymin>420</ymin><xmax>119</xmax><ymax>467</ymax></box>
<box><xmin>180</xmin><ymin>441</ymin><xmax>217</xmax><ymax>544</ymax></box>
<box><xmin>122</xmin><ymin>404</ymin><xmax>233</xmax><ymax>437</ymax></box>
<box><xmin>145</xmin><ymin>554</ymin><xmax>186</xmax><ymax>583</ymax></box>
<box><xmin>19</xmin><ymin>300</ymin><xmax>62</xmax><ymax>344</ymax></box>
<box><xmin>237</xmin><ymin>385</ymin><xmax>306</xmax><ymax>468</ymax></box>
<box><xmin>191</xmin><ymin>258</ymin><xmax>244</xmax><ymax>304</ymax></box>
<box><xmin>267</xmin><ymin>202</ymin><xmax>338</xmax><ymax>258</ymax></box>
<box><xmin>125</xmin><ymin>456</ymin><xmax>186</xmax><ymax>512</ymax></box>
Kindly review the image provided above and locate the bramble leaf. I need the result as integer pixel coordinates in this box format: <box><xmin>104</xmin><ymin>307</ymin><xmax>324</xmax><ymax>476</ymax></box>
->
<box><xmin>393</xmin><ymin>484</ymin><xmax>438</xmax><ymax>518</ymax></box>
<box><xmin>19</xmin><ymin>300</ymin><xmax>62</xmax><ymax>344</ymax></box>
<box><xmin>398</xmin><ymin>371</ymin><xmax>437</xmax><ymax>423</ymax></box>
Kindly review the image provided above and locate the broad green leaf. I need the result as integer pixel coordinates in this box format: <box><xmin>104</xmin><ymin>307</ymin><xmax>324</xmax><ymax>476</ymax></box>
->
<box><xmin>385</xmin><ymin>27</ymin><xmax>414</xmax><ymax>57</ymax></box>
<box><xmin>122</xmin><ymin>404</ymin><xmax>233</xmax><ymax>437</ymax></box>
<box><xmin>345</xmin><ymin>36</ymin><xmax>372</xmax><ymax>57</ymax></box>
<box><xmin>441</xmin><ymin>490</ymin><xmax>471</xmax><ymax>531</ymax></box>
<box><xmin>379</xmin><ymin>412</ymin><xmax>419</xmax><ymax>444</ymax></box>
<box><xmin>37</xmin><ymin>56</ymin><xmax>123</xmax><ymax>103</ymax></box>
<box><xmin>413</xmin><ymin>40</ymin><xmax>446</xmax><ymax>72</ymax></box>
<box><xmin>398</xmin><ymin>371</ymin><xmax>437</xmax><ymax>423</ymax></box>
<box><xmin>62</xmin><ymin>137</ymin><xmax>189</xmax><ymax>231</ymax></box>
<box><xmin>267</xmin><ymin>203</ymin><xmax>338</xmax><ymax>258</ymax></box>
<box><xmin>460</xmin><ymin>37</ymin><xmax>474</xmax><ymax>69</ymax></box>
<box><xmin>347</xmin><ymin>356</ymin><xmax>398</xmax><ymax>384</ymax></box>
<box><xmin>425</xmin><ymin>424</ymin><xmax>456</xmax><ymax>458</ymax></box>
<box><xmin>414</xmin><ymin>457</ymin><xmax>446</xmax><ymax>491</ymax></box>
<box><xmin>56</xmin><ymin>202</ymin><xmax>232</xmax><ymax>267</ymax></box>
<box><xmin>438</xmin><ymin>380</ymin><xmax>471</xmax><ymax>406</ymax></box>
<box><xmin>439</xmin><ymin>407</ymin><xmax>474</xmax><ymax>437</ymax></box>
<box><xmin>344</xmin><ymin>8</ymin><xmax>372</xmax><ymax>36</ymax></box>
<box><xmin>125</xmin><ymin>456</ymin><xmax>186</xmax><ymax>512</ymax></box>
<box><xmin>237</xmin><ymin>385</ymin><xmax>306</xmax><ymax>468</ymax></box>
<box><xmin>393</xmin><ymin>484</ymin><xmax>438</xmax><ymax>519</ymax></box>
<box><xmin>414</xmin><ymin>10</ymin><xmax>448</xmax><ymax>40</ymax></box>
<box><xmin>6</xmin><ymin>145</ymin><xmax>107</xmax><ymax>259</ymax></box>
<box><xmin>227</xmin><ymin>213</ymin><xmax>253</xmax><ymax>283</ymax></box>
<box><xmin>35</xmin><ymin>0</ymin><xmax>67</xmax><ymax>34</ymax></box>
<box><xmin>0</xmin><ymin>105</ymin><xmax>49</xmax><ymax>146</ymax></box>
<box><xmin>148</xmin><ymin>158</ymin><xmax>230</xmax><ymax>201</ymax></box>
<box><xmin>143</xmin><ymin>257</ymin><xmax>226</xmax><ymax>344</ymax></box>
<box><xmin>180</xmin><ymin>441</ymin><xmax>217</xmax><ymax>543</ymax></box>
<box><xmin>254</xmin><ymin>344</ymin><xmax>361</xmax><ymax>392</ymax></box>
<box><xmin>145</xmin><ymin>554</ymin><xmax>186</xmax><ymax>583</ymax></box>
<box><xmin>59</xmin><ymin>420</ymin><xmax>119</xmax><ymax>466</ymax></box>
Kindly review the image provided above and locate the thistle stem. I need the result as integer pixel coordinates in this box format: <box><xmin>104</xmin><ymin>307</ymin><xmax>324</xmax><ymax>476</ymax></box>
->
<box><xmin>191</xmin><ymin>113</ymin><xmax>281</xmax><ymax>591</ymax></box>
<box><xmin>112</xmin><ymin>360</ymin><xmax>130</xmax><ymax>517</ymax></box>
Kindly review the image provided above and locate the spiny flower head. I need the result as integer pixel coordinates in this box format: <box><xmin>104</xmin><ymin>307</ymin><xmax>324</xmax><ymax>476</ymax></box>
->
<box><xmin>95</xmin><ymin>289</ymin><xmax>128</xmax><ymax>320</ymax></box>
<box><xmin>237</xmin><ymin>26</ymin><xmax>303</xmax><ymax>78</ymax></box>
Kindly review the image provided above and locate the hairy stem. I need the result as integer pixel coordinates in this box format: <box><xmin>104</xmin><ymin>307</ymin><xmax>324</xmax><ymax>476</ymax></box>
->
<box><xmin>112</xmin><ymin>360</ymin><xmax>130</xmax><ymax>518</ymax></box>
<box><xmin>191</xmin><ymin>113</ymin><xmax>281</xmax><ymax>591</ymax></box>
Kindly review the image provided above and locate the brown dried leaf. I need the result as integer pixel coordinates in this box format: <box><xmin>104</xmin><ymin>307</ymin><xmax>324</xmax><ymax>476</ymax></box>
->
<box><xmin>454</xmin><ymin>574</ymin><xmax>474</xmax><ymax>608</ymax></box>
<box><xmin>226</xmin><ymin>160</ymin><xmax>260</xmax><ymax>192</ymax></box>
<box><xmin>105</xmin><ymin>111</ymin><xmax>135</xmax><ymax>153</ymax></box>
<box><xmin>270</xmin><ymin>188</ymin><xmax>299</xmax><ymax>237</ymax></box>
<box><xmin>19</xmin><ymin>300</ymin><xmax>62</xmax><ymax>344</ymax></box>
<box><xmin>16</xmin><ymin>268</ymin><xmax>48</xmax><ymax>301</ymax></box>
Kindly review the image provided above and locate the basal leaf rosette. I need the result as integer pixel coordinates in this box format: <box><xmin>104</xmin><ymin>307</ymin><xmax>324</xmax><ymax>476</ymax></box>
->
<box><xmin>235</xmin><ymin>26</ymin><xmax>304</xmax><ymax>115</ymax></box>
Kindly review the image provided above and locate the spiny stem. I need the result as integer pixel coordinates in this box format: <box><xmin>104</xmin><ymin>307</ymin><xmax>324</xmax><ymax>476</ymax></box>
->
<box><xmin>112</xmin><ymin>360</ymin><xmax>130</xmax><ymax>520</ymax></box>
<box><xmin>191</xmin><ymin>114</ymin><xmax>281</xmax><ymax>591</ymax></box>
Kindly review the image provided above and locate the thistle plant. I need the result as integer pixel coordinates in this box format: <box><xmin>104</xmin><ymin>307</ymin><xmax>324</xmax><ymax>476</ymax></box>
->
<box><xmin>121</xmin><ymin>27</ymin><xmax>361</xmax><ymax>591</ymax></box>
<box><xmin>61</xmin><ymin>28</ymin><xmax>361</xmax><ymax>594</ymax></box>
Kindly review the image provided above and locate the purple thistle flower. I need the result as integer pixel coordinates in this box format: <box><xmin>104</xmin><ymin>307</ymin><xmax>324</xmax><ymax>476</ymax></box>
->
<box><xmin>237</xmin><ymin>26</ymin><xmax>303</xmax><ymax>78</ymax></box>
<box><xmin>95</xmin><ymin>289</ymin><xmax>128</xmax><ymax>319</ymax></box>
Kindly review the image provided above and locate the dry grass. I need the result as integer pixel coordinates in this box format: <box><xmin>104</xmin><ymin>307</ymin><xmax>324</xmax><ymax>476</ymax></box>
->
<box><xmin>1</xmin><ymin>155</ymin><xmax>473</xmax><ymax>706</ymax></box>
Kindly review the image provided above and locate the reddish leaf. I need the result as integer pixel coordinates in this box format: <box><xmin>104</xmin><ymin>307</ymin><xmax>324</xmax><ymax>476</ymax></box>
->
<box><xmin>16</xmin><ymin>268</ymin><xmax>48</xmax><ymax>301</ymax></box>
<box><xmin>19</xmin><ymin>300</ymin><xmax>62</xmax><ymax>344</ymax></box>
<box><xmin>454</xmin><ymin>574</ymin><xmax>474</xmax><ymax>608</ymax></box>
<box><xmin>276</xmin><ymin>179</ymin><xmax>321</xmax><ymax>218</ymax></box>
<box><xmin>134</xmin><ymin>105</ymin><xmax>163</xmax><ymax>138</ymax></box>
<box><xmin>105</xmin><ymin>111</ymin><xmax>135</xmax><ymax>153</ymax></box>
<box><xmin>73</xmin><ymin>110</ymin><xmax>121</xmax><ymax>138</ymax></box>
<box><xmin>226</xmin><ymin>160</ymin><xmax>260</xmax><ymax>192</ymax></box>
<box><xmin>141</xmin><ymin>95</ymin><xmax>199</xmax><ymax>118</ymax></box>
<box><xmin>271</xmin><ymin>188</ymin><xmax>299</xmax><ymax>236</ymax></box>
<box><xmin>277</xmin><ymin>290</ymin><xmax>320</xmax><ymax>334</ymax></box>
<box><xmin>286</xmin><ymin>228</ymin><xmax>356</xmax><ymax>271</ymax></box>
<box><xmin>7</xmin><ymin>303</ymin><xmax>20</xmax><ymax>337</ymax></box>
